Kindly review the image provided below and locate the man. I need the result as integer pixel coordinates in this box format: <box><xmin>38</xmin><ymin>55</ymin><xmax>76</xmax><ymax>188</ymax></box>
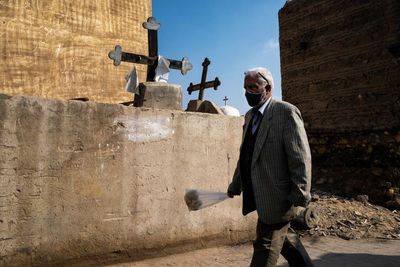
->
<box><xmin>227</xmin><ymin>67</ymin><xmax>314</xmax><ymax>267</ymax></box>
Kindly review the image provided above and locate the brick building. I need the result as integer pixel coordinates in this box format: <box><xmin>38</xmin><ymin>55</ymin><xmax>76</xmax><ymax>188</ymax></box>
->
<box><xmin>279</xmin><ymin>0</ymin><xmax>400</xmax><ymax>207</ymax></box>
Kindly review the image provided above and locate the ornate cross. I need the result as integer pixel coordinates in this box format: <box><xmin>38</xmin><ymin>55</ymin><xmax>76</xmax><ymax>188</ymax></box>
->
<box><xmin>108</xmin><ymin>17</ymin><xmax>192</xmax><ymax>81</ymax></box>
<box><xmin>187</xmin><ymin>58</ymin><xmax>220</xmax><ymax>101</ymax></box>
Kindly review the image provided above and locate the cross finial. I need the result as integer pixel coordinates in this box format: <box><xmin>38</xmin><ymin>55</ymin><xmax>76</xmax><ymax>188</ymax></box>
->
<box><xmin>108</xmin><ymin>16</ymin><xmax>192</xmax><ymax>82</ymax></box>
<box><xmin>142</xmin><ymin>17</ymin><xmax>161</xmax><ymax>30</ymax></box>
<box><xmin>223</xmin><ymin>96</ymin><xmax>228</xmax><ymax>106</ymax></box>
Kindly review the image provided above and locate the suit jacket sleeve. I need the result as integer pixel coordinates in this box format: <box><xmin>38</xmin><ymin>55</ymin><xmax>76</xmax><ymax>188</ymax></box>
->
<box><xmin>228</xmin><ymin>112</ymin><xmax>252</xmax><ymax>195</ymax></box>
<box><xmin>283</xmin><ymin>106</ymin><xmax>312</xmax><ymax>207</ymax></box>
<box><xmin>228</xmin><ymin>160</ymin><xmax>242</xmax><ymax>195</ymax></box>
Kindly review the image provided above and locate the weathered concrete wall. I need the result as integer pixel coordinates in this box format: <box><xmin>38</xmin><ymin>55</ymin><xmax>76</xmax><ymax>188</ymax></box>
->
<box><xmin>279</xmin><ymin>0</ymin><xmax>400</xmax><ymax>207</ymax></box>
<box><xmin>0</xmin><ymin>0</ymin><xmax>151</xmax><ymax>103</ymax></box>
<box><xmin>0</xmin><ymin>95</ymin><xmax>256</xmax><ymax>266</ymax></box>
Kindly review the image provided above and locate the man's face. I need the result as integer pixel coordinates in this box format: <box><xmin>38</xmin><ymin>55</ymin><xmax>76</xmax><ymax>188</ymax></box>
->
<box><xmin>244</xmin><ymin>76</ymin><xmax>264</xmax><ymax>94</ymax></box>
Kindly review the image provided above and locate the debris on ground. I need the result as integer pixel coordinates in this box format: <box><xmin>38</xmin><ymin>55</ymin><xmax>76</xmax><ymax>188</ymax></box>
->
<box><xmin>297</xmin><ymin>189</ymin><xmax>400</xmax><ymax>240</ymax></box>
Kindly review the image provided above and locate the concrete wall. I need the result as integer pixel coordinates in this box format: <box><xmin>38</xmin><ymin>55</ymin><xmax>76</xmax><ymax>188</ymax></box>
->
<box><xmin>279</xmin><ymin>0</ymin><xmax>400</xmax><ymax>207</ymax></box>
<box><xmin>0</xmin><ymin>0</ymin><xmax>151</xmax><ymax>103</ymax></box>
<box><xmin>0</xmin><ymin>95</ymin><xmax>256</xmax><ymax>266</ymax></box>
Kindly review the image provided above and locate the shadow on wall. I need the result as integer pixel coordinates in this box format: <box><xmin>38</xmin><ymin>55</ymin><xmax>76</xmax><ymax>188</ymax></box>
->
<box><xmin>278</xmin><ymin>253</ymin><xmax>400</xmax><ymax>267</ymax></box>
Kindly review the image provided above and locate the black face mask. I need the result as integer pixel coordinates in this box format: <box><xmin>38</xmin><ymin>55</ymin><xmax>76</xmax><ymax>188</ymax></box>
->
<box><xmin>245</xmin><ymin>91</ymin><xmax>265</xmax><ymax>107</ymax></box>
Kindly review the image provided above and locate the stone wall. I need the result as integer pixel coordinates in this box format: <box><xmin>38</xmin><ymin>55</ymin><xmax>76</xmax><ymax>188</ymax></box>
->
<box><xmin>0</xmin><ymin>0</ymin><xmax>151</xmax><ymax>103</ymax></box>
<box><xmin>308</xmin><ymin>129</ymin><xmax>400</xmax><ymax>207</ymax></box>
<box><xmin>0</xmin><ymin>95</ymin><xmax>256</xmax><ymax>266</ymax></box>
<box><xmin>279</xmin><ymin>0</ymin><xmax>400</xmax><ymax>207</ymax></box>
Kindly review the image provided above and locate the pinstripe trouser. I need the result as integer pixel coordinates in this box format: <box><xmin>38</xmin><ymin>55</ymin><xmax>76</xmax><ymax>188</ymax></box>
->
<box><xmin>250</xmin><ymin>219</ymin><xmax>314</xmax><ymax>267</ymax></box>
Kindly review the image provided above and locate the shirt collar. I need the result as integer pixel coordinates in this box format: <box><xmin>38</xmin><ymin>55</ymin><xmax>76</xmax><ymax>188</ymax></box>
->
<box><xmin>257</xmin><ymin>96</ymin><xmax>271</xmax><ymax>115</ymax></box>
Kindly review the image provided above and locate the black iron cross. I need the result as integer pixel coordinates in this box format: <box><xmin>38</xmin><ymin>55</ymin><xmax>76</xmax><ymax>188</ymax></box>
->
<box><xmin>108</xmin><ymin>17</ymin><xmax>192</xmax><ymax>81</ymax></box>
<box><xmin>187</xmin><ymin>58</ymin><xmax>220</xmax><ymax>101</ymax></box>
<box><xmin>223</xmin><ymin>96</ymin><xmax>228</xmax><ymax>105</ymax></box>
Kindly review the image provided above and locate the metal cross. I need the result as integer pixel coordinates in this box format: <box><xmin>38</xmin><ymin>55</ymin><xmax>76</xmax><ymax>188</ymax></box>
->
<box><xmin>187</xmin><ymin>58</ymin><xmax>220</xmax><ymax>101</ymax></box>
<box><xmin>223</xmin><ymin>96</ymin><xmax>228</xmax><ymax>105</ymax></box>
<box><xmin>108</xmin><ymin>17</ymin><xmax>192</xmax><ymax>81</ymax></box>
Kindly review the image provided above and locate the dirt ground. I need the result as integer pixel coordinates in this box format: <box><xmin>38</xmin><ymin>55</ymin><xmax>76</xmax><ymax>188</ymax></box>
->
<box><xmin>109</xmin><ymin>237</ymin><xmax>400</xmax><ymax>267</ymax></box>
<box><xmin>298</xmin><ymin>189</ymin><xmax>400</xmax><ymax>240</ymax></box>
<box><xmin>106</xmin><ymin>190</ymin><xmax>400</xmax><ymax>267</ymax></box>
<box><xmin>108</xmin><ymin>190</ymin><xmax>400</xmax><ymax>266</ymax></box>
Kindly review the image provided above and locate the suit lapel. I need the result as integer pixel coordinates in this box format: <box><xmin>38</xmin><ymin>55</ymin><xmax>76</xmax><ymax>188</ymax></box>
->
<box><xmin>252</xmin><ymin>98</ymin><xmax>275</xmax><ymax>168</ymax></box>
<box><xmin>242</xmin><ymin>111</ymin><xmax>252</xmax><ymax>142</ymax></box>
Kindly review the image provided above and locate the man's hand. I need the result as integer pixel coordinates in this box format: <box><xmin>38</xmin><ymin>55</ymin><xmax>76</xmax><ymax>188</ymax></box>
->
<box><xmin>227</xmin><ymin>183</ymin><xmax>241</xmax><ymax>198</ymax></box>
<box><xmin>227</xmin><ymin>190</ymin><xmax>235</xmax><ymax>198</ymax></box>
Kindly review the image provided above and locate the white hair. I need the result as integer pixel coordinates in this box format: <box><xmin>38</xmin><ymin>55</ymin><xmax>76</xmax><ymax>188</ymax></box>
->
<box><xmin>244</xmin><ymin>67</ymin><xmax>274</xmax><ymax>90</ymax></box>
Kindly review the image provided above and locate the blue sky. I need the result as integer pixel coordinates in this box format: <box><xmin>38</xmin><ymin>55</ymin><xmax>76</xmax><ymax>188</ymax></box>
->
<box><xmin>152</xmin><ymin>0</ymin><xmax>287</xmax><ymax>115</ymax></box>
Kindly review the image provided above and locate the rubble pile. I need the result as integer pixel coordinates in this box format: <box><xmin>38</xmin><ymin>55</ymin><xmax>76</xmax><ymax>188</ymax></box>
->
<box><xmin>298</xmin><ymin>190</ymin><xmax>400</xmax><ymax>240</ymax></box>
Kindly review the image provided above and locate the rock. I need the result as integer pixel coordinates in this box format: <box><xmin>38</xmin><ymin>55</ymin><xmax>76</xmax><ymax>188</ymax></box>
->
<box><xmin>357</xmin><ymin>195</ymin><xmax>369</xmax><ymax>204</ymax></box>
<box><xmin>386</xmin><ymin>197</ymin><xmax>400</xmax><ymax>210</ymax></box>
<box><xmin>372</xmin><ymin>167</ymin><xmax>383</xmax><ymax>176</ymax></box>
<box><xmin>354</xmin><ymin>211</ymin><xmax>362</xmax><ymax>216</ymax></box>
<box><xmin>379</xmin><ymin>181</ymin><xmax>392</xmax><ymax>188</ymax></box>
<box><xmin>386</xmin><ymin>188</ymin><xmax>395</xmax><ymax>198</ymax></box>
<box><xmin>311</xmin><ymin>194</ymin><xmax>320</xmax><ymax>201</ymax></box>
<box><xmin>315</xmin><ymin>177</ymin><xmax>327</xmax><ymax>185</ymax></box>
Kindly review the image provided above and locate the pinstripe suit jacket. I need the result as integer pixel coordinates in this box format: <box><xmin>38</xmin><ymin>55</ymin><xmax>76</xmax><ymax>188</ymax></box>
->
<box><xmin>229</xmin><ymin>98</ymin><xmax>312</xmax><ymax>224</ymax></box>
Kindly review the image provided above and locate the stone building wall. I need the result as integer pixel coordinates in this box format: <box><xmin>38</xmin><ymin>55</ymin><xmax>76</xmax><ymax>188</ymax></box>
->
<box><xmin>0</xmin><ymin>94</ymin><xmax>255</xmax><ymax>266</ymax></box>
<box><xmin>0</xmin><ymin>0</ymin><xmax>151</xmax><ymax>103</ymax></box>
<box><xmin>279</xmin><ymin>0</ymin><xmax>400</xmax><ymax>207</ymax></box>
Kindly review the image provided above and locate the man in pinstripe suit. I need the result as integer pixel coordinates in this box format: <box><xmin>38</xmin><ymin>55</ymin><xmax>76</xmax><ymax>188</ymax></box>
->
<box><xmin>227</xmin><ymin>67</ymin><xmax>314</xmax><ymax>267</ymax></box>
